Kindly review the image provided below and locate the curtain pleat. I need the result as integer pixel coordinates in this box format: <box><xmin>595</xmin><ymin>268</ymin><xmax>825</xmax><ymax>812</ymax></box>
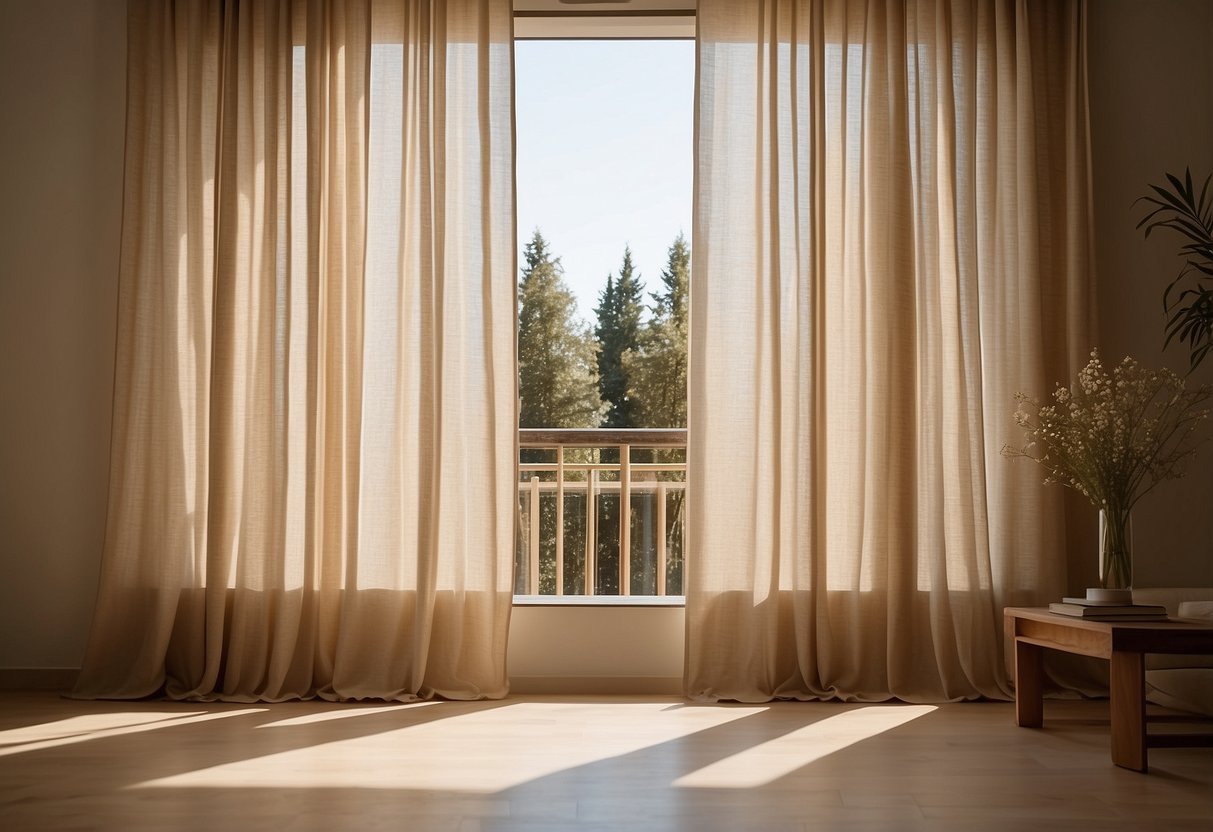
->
<box><xmin>74</xmin><ymin>0</ymin><xmax>515</xmax><ymax>702</ymax></box>
<box><xmin>686</xmin><ymin>0</ymin><xmax>1094</xmax><ymax>702</ymax></box>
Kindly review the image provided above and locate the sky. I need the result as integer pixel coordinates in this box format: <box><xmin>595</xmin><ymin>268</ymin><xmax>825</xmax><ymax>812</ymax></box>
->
<box><xmin>515</xmin><ymin>40</ymin><xmax>694</xmax><ymax>323</ymax></box>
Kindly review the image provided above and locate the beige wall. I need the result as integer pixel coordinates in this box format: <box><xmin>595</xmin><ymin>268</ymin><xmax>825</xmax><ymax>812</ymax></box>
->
<box><xmin>0</xmin><ymin>0</ymin><xmax>126</xmax><ymax>670</ymax></box>
<box><xmin>508</xmin><ymin>604</ymin><xmax>684</xmax><ymax>693</ymax></box>
<box><xmin>1</xmin><ymin>0</ymin><xmax>1211</xmax><ymax>681</ymax></box>
<box><xmin>1088</xmin><ymin>0</ymin><xmax>1213</xmax><ymax>588</ymax></box>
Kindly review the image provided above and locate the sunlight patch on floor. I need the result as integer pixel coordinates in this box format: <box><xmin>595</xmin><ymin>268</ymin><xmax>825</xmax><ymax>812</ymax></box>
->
<box><xmin>132</xmin><ymin>701</ymin><xmax>768</xmax><ymax>793</ymax></box>
<box><xmin>0</xmin><ymin>709</ymin><xmax>265</xmax><ymax>758</ymax></box>
<box><xmin>673</xmin><ymin>705</ymin><xmax>937</xmax><ymax>788</ymax></box>
<box><xmin>0</xmin><ymin>712</ymin><xmax>207</xmax><ymax>747</ymax></box>
<box><xmin>256</xmin><ymin>701</ymin><xmax>438</xmax><ymax>728</ymax></box>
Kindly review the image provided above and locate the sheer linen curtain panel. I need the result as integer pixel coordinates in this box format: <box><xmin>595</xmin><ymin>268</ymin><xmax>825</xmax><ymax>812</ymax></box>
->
<box><xmin>687</xmin><ymin>0</ymin><xmax>1095</xmax><ymax>702</ymax></box>
<box><xmin>73</xmin><ymin>0</ymin><xmax>516</xmax><ymax>702</ymax></box>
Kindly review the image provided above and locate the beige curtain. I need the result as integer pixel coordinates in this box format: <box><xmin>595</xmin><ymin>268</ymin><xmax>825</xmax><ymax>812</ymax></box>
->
<box><xmin>74</xmin><ymin>0</ymin><xmax>515</xmax><ymax>702</ymax></box>
<box><xmin>687</xmin><ymin>0</ymin><xmax>1094</xmax><ymax>702</ymax></box>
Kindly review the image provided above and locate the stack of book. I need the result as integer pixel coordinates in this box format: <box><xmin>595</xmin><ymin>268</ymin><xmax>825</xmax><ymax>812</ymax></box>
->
<box><xmin>1048</xmin><ymin>597</ymin><xmax>1169</xmax><ymax>621</ymax></box>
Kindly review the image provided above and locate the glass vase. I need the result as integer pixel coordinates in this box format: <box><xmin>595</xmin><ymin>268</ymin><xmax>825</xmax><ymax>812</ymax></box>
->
<box><xmin>1098</xmin><ymin>507</ymin><xmax>1133</xmax><ymax>592</ymax></box>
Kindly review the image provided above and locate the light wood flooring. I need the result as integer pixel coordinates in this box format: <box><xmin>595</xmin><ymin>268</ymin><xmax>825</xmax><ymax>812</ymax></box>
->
<box><xmin>1</xmin><ymin>692</ymin><xmax>1210</xmax><ymax>831</ymax></box>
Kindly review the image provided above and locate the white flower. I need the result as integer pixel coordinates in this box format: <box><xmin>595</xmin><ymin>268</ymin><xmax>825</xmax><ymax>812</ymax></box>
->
<box><xmin>1003</xmin><ymin>349</ymin><xmax>1212</xmax><ymax>513</ymax></box>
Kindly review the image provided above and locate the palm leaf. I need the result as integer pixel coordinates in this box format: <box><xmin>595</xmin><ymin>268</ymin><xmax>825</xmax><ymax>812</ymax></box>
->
<box><xmin>1139</xmin><ymin>168</ymin><xmax>1213</xmax><ymax>370</ymax></box>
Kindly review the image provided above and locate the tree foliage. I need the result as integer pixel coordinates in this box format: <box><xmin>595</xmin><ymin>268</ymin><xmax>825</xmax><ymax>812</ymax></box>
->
<box><xmin>594</xmin><ymin>247</ymin><xmax>646</xmax><ymax>427</ymax></box>
<box><xmin>623</xmin><ymin>233</ymin><xmax>690</xmax><ymax>428</ymax></box>
<box><xmin>517</xmin><ymin>230</ymin><xmax>604</xmax><ymax>428</ymax></box>
<box><xmin>619</xmin><ymin>234</ymin><xmax>690</xmax><ymax>594</ymax></box>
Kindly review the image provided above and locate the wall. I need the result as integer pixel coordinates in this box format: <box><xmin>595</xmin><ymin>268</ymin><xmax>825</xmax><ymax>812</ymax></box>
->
<box><xmin>1088</xmin><ymin>0</ymin><xmax>1213</xmax><ymax>588</ymax></box>
<box><xmin>0</xmin><ymin>0</ymin><xmax>126</xmax><ymax>677</ymax></box>
<box><xmin>508</xmin><ymin>603</ymin><xmax>684</xmax><ymax>693</ymax></box>
<box><xmin>1</xmin><ymin>0</ymin><xmax>1211</xmax><ymax>687</ymax></box>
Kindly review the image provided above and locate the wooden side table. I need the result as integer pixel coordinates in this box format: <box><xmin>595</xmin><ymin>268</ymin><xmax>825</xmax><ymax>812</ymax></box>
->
<box><xmin>1004</xmin><ymin>607</ymin><xmax>1213</xmax><ymax>772</ymax></box>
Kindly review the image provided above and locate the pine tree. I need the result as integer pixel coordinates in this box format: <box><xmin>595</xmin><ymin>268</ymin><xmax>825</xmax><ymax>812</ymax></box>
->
<box><xmin>654</xmin><ymin>231</ymin><xmax>690</xmax><ymax>330</ymax></box>
<box><xmin>618</xmin><ymin>233</ymin><xmax>691</xmax><ymax>595</ymax></box>
<box><xmin>517</xmin><ymin>231</ymin><xmax>603</xmax><ymax>595</ymax></box>
<box><xmin>518</xmin><ymin>230</ymin><xmax>603</xmax><ymax>429</ymax></box>
<box><xmin>624</xmin><ymin>233</ymin><xmax>690</xmax><ymax>428</ymax></box>
<box><xmin>594</xmin><ymin>246</ymin><xmax>646</xmax><ymax>428</ymax></box>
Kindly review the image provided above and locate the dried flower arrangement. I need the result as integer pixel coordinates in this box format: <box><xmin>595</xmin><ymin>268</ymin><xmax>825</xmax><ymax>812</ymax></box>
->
<box><xmin>1004</xmin><ymin>350</ymin><xmax>1212</xmax><ymax>589</ymax></box>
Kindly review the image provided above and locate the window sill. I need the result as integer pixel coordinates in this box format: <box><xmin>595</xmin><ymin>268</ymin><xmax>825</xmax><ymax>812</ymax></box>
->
<box><xmin>512</xmin><ymin>595</ymin><xmax>685</xmax><ymax>608</ymax></box>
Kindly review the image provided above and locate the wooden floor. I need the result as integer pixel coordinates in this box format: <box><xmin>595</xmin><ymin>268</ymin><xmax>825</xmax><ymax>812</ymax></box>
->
<box><xmin>1</xmin><ymin>692</ymin><xmax>1210</xmax><ymax>831</ymax></box>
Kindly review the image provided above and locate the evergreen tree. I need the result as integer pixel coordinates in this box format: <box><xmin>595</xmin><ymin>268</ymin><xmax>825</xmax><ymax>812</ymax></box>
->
<box><xmin>624</xmin><ymin>233</ymin><xmax>690</xmax><ymax>428</ymax></box>
<box><xmin>618</xmin><ymin>233</ymin><xmax>691</xmax><ymax>595</ymax></box>
<box><xmin>594</xmin><ymin>246</ymin><xmax>646</xmax><ymax>428</ymax></box>
<box><xmin>654</xmin><ymin>231</ymin><xmax>690</xmax><ymax>331</ymax></box>
<box><xmin>518</xmin><ymin>230</ymin><xmax>603</xmax><ymax>428</ymax></box>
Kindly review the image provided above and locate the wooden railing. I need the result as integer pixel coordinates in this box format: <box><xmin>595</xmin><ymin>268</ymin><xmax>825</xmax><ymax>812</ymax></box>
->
<box><xmin>517</xmin><ymin>428</ymin><xmax>687</xmax><ymax>597</ymax></box>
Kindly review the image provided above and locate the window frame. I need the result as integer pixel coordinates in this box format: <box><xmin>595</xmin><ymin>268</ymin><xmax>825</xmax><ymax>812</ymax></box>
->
<box><xmin>511</xmin><ymin>2</ymin><xmax>695</xmax><ymax>607</ymax></box>
<box><xmin>513</xmin><ymin>0</ymin><xmax>695</xmax><ymax>40</ymax></box>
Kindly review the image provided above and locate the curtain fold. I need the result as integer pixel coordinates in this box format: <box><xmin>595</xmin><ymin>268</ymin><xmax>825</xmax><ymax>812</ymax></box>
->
<box><xmin>687</xmin><ymin>0</ymin><xmax>1094</xmax><ymax>702</ymax></box>
<box><xmin>74</xmin><ymin>0</ymin><xmax>516</xmax><ymax>702</ymax></box>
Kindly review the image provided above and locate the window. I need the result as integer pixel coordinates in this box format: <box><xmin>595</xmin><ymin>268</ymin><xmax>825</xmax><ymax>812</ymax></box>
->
<box><xmin>513</xmin><ymin>3</ymin><xmax>694</xmax><ymax>601</ymax></box>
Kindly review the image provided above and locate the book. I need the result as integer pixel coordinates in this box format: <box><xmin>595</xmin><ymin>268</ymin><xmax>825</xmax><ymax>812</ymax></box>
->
<box><xmin>1049</xmin><ymin>602</ymin><xmax>1168</xmax><ymax>619</ymax></box>
<box><xmin>1060</xmin><ymin>596</ymin><xmax>1159</xmax><ymax>608</ymax></box>
<box><xmin>1050</xmin><ymin>601</ymin><xmax>1166</xmax><ymax>615</ymax></box>
<box><xmin>1049</xmin><ymin>612</ymin><xmax>1171</xmax><ymax>621</ymax></box>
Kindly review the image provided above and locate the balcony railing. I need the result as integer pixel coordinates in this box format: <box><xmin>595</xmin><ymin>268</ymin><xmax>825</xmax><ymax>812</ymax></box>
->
<box><xmin>517</xmin><ymin>428</ymin><xmax>687</xmax><ymax>598</ymax></box>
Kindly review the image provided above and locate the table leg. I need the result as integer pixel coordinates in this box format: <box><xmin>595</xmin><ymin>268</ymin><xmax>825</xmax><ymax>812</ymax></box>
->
<box><xmin>1110</xmin><ymin>650</ymin><xmax>1147</xmax><ymax>772</ymax></box>
<box><xmin>1014</xmin><ymin>638</ymin><xmax>1044</xmax><ymax>728</ymax></box>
